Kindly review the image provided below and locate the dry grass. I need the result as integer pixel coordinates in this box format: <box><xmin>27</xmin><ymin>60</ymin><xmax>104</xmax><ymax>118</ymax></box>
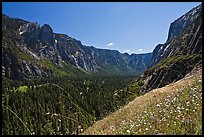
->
<box><xmin>82</xmin><ymin>66</ymin><xmax>202</xmax><ymax>135</ymax></box>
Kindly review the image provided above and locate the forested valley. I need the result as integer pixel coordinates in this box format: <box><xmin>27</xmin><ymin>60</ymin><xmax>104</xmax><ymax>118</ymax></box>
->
<box><xmin>2</xmin><ymin>74</ymin><xmax>143</xmax><ymax>135</ymax></box>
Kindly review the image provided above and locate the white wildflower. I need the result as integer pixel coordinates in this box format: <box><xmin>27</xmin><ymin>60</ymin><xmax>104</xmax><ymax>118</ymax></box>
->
<box><xmin>126</xmin><ymin>130</ymin><xmax>130</xmax><ymax>133</ymax></box>
<box><xmin>192</xmin><ymin>88</ymin><xmax>197</xmax><ymax>91</ymax></box>
<box><xmin>167</xmin><ymin>95</ymin><xmax>171</xmax><ymax>98</ymax></box>
<box><xmin>198</xmin><ymin>79</ymin><xmax>202</xmax><ymax>82</ymax></box>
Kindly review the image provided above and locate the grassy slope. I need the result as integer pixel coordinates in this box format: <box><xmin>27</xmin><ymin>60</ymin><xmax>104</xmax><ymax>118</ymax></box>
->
<box><xmin>82</xmin><ymin>66</ymin><xmax>202</xmax><ymax>135</ymax></box>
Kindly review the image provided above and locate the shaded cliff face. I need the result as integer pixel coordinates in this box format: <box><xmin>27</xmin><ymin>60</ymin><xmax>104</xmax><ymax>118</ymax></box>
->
<box><xmin>167</xmin><ymin>5</ymin><xmax>201</xmax><ymax>42</ymax></box>
<box><xmin>150</xmin><ymin>4</ymin><xmax>202</xmax><ymax>67</ymax></box>
<box><xmin>2</xmin><ymin>14</ymin><xmax>152</xmax><ymax>81</ymax></box>
<box><xmin>136</xmin><ymin>4</ymin><xmax>202</xmax><ymax>91</ymax></box>
<box><xmin>150</xmin><ymin>5</ymin><xmax>202</xmax><ymax>67</ymax></box>
<box><xmin>2</xmin><ymin>15</ymin><xmax>53</xmax><ymax>81</ymax></box>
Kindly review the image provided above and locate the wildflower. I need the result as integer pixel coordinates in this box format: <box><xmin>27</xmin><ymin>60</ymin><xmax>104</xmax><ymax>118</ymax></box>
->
<box><xmin>126</xmin><ymin>130</ymin><xmax>130</xmax><ymax>133</ymax></box>
<box><xmin>167</xmin><ymin>95</ymin><xmax>171</xmax><ymax>98</ymax></box>
<box><xmin>156</xmin><ymin>104</ymin><xmax>160</xmax><ymax>107</ymax></box>
<box><xmin>177</xmin><ymin>107</ymin><xmax>181</xmax><ymax>110</ymax></box>
<box><xmin>112</xmin><ymin>128</ymin><xmax>115</xmax><ymax>131</ymax></box>
<box><xmin>198</xmin><ymin>79</ymin><xmax>202</xmax><ymax>83</ymax></box>
<box><xmin>192</xmin><ymin>88</ymin><xmax>197</xmax><ymax>91</ymax></box>
<box><xmin>145</xmin><ymin>128</ymin><xmax>149</xmax><ymax>131</ymax></box>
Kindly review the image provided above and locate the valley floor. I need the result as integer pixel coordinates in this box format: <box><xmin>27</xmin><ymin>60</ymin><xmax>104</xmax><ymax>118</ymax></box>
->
<box><xmin>81</xmin><ymin>66</ymin><xmax>202</xmax><ymax>135</ymax></box>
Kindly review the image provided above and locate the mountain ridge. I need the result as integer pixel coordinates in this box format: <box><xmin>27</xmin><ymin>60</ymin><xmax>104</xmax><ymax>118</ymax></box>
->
<box><xmin>2</xmin><ymin>14</ymin><xmax>152</xmax><ymax>81</ymax></box>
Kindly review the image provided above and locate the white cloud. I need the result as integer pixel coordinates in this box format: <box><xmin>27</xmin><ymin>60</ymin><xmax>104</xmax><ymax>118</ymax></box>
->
<box><xmin>138</xmin><ymin>49</ymin><xmax>143</xmax><ymax>52</ymax></box>
<box><xmin>124</xmin><ymin>50</ymin><xmax>133</xmax><ymax>54</ymax></box>
<box><xmin>124</xmin><ymin>49</ymin><xmax>131</xmax><ymax>53</ymax></box>
<box><xmin>107</xmin><ymin>42</ymin><xmax>114</xmax><ymax>47</ymax></box>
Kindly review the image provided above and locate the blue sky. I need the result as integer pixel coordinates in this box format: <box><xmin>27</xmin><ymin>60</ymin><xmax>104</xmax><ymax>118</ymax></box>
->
<box><xmin>2</xmin><ymin>2</ymin><xmax>201</xmax><ymax>54</ymax></box>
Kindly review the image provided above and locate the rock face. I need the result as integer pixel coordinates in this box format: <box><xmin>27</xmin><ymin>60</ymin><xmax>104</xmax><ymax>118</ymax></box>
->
<box><xmin>2</xmin><ymin>14</ymin><xmax>152</xmax><ymax>81</ymax></box>
<box><xmin>137</xmin><ymin>4</ymin><xmax>202</xmax><ymax>91</ymax></box>
<box><xmin>150</xmin><ymin>4</ymin><xmax>202</xmax><ymax>67</ymax></box>
<box><xmin>167</xmin><ymin>5</ymin><xmax>201</xmax><ymax>42</ymax></box>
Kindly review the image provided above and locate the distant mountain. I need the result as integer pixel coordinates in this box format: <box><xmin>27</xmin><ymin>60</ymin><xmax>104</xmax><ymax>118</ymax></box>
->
<box><xmin>135</xmin><ymin>4</ymin><xmax>202</xmax><ymax>91</ymax></box>
<box><xmin>2</xmin><ymin>14</ymin><xmax>152</xmax><ymax>81</ymax></box>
